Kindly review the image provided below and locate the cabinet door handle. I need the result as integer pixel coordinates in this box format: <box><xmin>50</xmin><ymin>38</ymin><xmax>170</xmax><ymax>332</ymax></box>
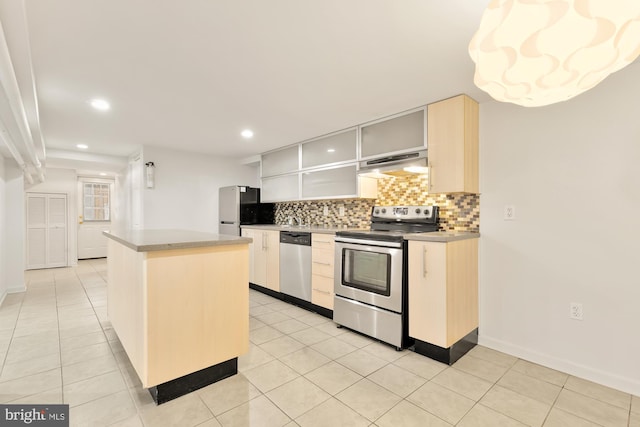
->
<box><xmin>313</xmin><ymin>288</ymin><xmax>331</xmax><ymax>295</ymax></box>
<box><xmin>428</xmin><ymin>162</ymin><xmax>433</xmax><ymax>191</ymax></box>
<box><xmin>313</xmin><ymin>261</ymin><xmax>331</xmax><ymax>266</ymax></box>
<box><xmin>262</xmin><ymin>233</ymin><xmax>267</xmax><ymax>251</ymax></box>
<box><xmin>315</xmin><ymin>240</ymin><xmax>331</xmax><ymax>244</ymax></box>
<box><xmin>422</xmin><ymin>246</ymin><xmax>428</xmax><ymax>277</ymax></box>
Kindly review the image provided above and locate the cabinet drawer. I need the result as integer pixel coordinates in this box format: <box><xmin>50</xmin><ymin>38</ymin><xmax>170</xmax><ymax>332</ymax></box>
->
<box><xmin>312</xmin><ymin>234</ymin><xmax>335</xmax><ymax>248</ymax></box>
<box><xmin>312</xmin><ymin>248</ymin><xmax>334</xmax><ymax>277</ymax></box>
<box><xmin>312</xmin><ymin>275</ymin><xmax>334</xmax><ymax>309</ymax></box>
<box><xmin>312</xmin><ymin>247</ymin><xmax>334</xmax><ymax>264</ymax></box>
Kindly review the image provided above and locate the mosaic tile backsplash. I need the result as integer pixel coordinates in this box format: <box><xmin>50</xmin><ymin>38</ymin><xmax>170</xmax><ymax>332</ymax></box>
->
<box><xmin>274</xmin><ymin>175</ymin><xmax>480</xmax><ymax>232</ymax></box>
<box><xmin>275</xmin><ymin>199</ymin><xmax>373</xmax><ymax>229</ymax></box>
<box><xmin>376</xmin><ymin>175</ymin><xmax>480</xmax><ymax>232</ymax></box>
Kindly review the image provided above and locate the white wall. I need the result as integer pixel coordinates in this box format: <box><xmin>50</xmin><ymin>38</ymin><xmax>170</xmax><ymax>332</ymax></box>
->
<box><xmin>0</xmin><ymin>156</ymin><xmax>6</xmax><ymax>302</ymax></box>
<box><xmin>479</xmin><ymin>61</ymin><xmax>640</xmax><ymax>395</ymax></box>
<box><xmin>3</xmin><ymin>160</ymin><xmax>25</xmax><ymax>293</ymax></box>
<box><xmin>140</xmin><ymin>146</ymin><xmax>259</xmax><ymax>232</ymax></box>
<box><xmin>25</xmin><ymin>168</ymin><xmax>78</xmax><ymax>266</ymax></box>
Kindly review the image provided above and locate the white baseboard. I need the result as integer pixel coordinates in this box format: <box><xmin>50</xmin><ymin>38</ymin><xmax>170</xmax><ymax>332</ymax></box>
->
<box><xmin>0</xmin><ymin>291</ymin><xmax>6</xmax><ymax>307</ymax></box>
<box><xmin>7</xmin><ymin>285</ymin><xmax>26</xmax><ymax>293</ymax></box>
<box><xmin>479</xmin><ymin>335</ymin><xmax>640</xmax><ymax>396</ymax></box>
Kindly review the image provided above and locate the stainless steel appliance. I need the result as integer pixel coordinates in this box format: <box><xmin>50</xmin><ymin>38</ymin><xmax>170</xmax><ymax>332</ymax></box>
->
<box><xmin>218</xmin><ymin>186</ymin><xmax>274</xmax><ymax>235</ymax></box>
<box><xmin>358</xmin><ymin>150</ymin><xmax>428</xmax><ymax>177</ymax></box>
<box><xmin>279</xmin><ymin>231</ymin><xmax>312</xmax><ymax>302</ymax></box>
<box><xmin>334</xmin><ymin>205</ymin><xmax>439</xmax><ymax>349</ymax></box>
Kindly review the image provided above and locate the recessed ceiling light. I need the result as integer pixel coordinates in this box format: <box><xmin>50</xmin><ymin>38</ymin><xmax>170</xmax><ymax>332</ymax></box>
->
<box><xmin>90</xmin><ymin>99</ymin><xmax>110</xmax><ymax>111</ymax></box>
<box><xmin>76</xmin><ymin>144</ymin><xmax>88</xmax><ymax>149</ymax></box>
<box><xmin>241</xmin><ymin>129</ymin><xmax>254</xmax><ymax>138</ymax></box>
<box><xmin>99</xmin><ymin>172</ymin><xmax>107</xmax><ymax>176</ymax></box>
<box><xmin>327</xmin><ymin>148</ymin><xmax>336</xmax><ymax>153</ymax></box>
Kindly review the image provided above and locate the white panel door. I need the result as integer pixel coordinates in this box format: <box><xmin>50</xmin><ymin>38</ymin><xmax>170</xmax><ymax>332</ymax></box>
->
<box><xmin>48</xmin><ymin>195</ymin><xmax>68</xmax><ymax>267</ymax></box>
<box><xmin>77</xmin><ymin>225</ymin><xmax>110</xmax><ymax>259</ymax></box>
<box><xmin>26</xmin><ymin>193</ymin><xmax>68</xmax><ymax>269</ymax></box>
<box><xmin>78</xmin><ymin>180</ymin><xmax>113</xmax><ymax>259</ymax></box>
<box><xmin>26</xmin><ymin>195</ymin><xmax>47</xmax><ymax>268</ymax></box>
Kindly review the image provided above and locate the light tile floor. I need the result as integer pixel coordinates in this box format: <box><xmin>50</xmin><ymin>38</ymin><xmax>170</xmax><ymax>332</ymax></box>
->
<box><xmin>1</xmin><ymin>260</ymin><xmax>639</xmax><ymax>426</ymax></box>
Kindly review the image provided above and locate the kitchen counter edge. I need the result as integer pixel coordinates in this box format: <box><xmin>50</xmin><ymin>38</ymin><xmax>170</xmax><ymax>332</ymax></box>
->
<box><xmin>403</xmin><ymin>232</ymin><xmax>480</xmax><ymax>242</ymax></box>
<box><xmin>103</xmin><ymin>229</ymin><xmax>252</xmax><ymax>252</ymax></box>
<box><xmin>241</xmin><ymin>224</ymin><xmax>365</xmax><ymax>235</ymax></box>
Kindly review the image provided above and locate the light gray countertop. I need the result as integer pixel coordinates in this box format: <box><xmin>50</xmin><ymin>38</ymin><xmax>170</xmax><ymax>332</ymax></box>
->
<box><xmin>103</xmin><ymin>229</ymin><xmax>252</xmax><ymax>252</ymax></box>
<box><xmin>403</xmin><ymin>231</ymin><xmax>480</xmax><ymax>242</ymax></box>
<box><xmin>241</xmin><ymin>224</ymin><xmax>365</xmax><ymax>235</ymax></box>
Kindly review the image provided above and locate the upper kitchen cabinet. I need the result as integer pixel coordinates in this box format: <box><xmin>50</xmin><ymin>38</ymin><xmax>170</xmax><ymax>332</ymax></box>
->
<box><xmin>301</xmin><ymin>164</ymin><xmax>377</xmax><ymax>199</ymax></box>
<box><xmin>261</xmin><ymin>145</ymin><xmax>299</xmax><ymax>177</ymax></box>
<box><xmin>301</xmin><ymin>128</ymin><xmax>357</xmax><ymax>169</ymax></box>
<box><xmin>359</xmin><ymin>108</ymin><xmax>426</xmax><ymax>159</ymax></box>
<box><xmin>427</xmin><ymin>95</ymin><xmax>479</xmax><ymax>194</ymax></box>
<box><xmin>261</xmin><ymin>174</ymin><xmax>299</xmax><ymax>203</ymax></box>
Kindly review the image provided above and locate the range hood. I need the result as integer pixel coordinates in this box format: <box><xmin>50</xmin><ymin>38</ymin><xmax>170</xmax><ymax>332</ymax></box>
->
<box><xmin>358</xmin><ymin>150</ymin><xmax>428</xmax><ymax>178</ymax></box>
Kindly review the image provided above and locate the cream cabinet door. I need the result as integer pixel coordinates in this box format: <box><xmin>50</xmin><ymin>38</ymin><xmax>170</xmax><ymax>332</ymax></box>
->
<box><xmin>242</xmin><ymin>228</ymin><xmax>257</xmax><ymax>285</ymax></box>
<box><xmin>408</xmin><ymin>239</ymin><xmax>479</xmax><ymax>348</ymax></box>
<box><xmin>427</xmin><ymin>95</ymin><xmax>479</xmax><ymax>194</ymax></box>
<box><xmin>408</xmin><ymin>241</ymin><xmax>447</xmax><ymax>347</ymax></box>
<box><xmin>264</xmin><ymin>230</ymin><xmax>280</xmax><ymax>292</ymax></box>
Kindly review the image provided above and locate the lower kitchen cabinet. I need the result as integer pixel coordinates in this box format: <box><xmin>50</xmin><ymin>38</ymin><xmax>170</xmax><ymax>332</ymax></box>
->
<box><xmin>242</xmin><ymin>228</ymin><xmax>280</xmax><ymax>292</ymax></box>
<box><xmin>407</xmin><ymin>239</ymin><xmax>478</xmax><ymax>352</ymax></box>
<box><xmin>311</xmin><ymin>233</ymin><xmax>335</xmax><ymax>309</ymax></box>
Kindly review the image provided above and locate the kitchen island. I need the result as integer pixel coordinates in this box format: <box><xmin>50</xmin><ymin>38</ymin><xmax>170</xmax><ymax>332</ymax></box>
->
<box><xmin>103</xmin><ymin>229</ymin><xmax>251</xmax><ymax>404</ymax></box>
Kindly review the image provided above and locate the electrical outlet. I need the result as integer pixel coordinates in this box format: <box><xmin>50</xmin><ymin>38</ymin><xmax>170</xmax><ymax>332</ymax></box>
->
<box><xmin>569</xmin><ymin>302</ymin><xmax>583</xmax><ymax>320</ymax></box>
<box><xmin>504</xmin><ymin>205</ymin><xmax>516</xmax><ymax>220</ymax></box>
<box><xmin>338</xmin><ymin>204</ymin><xmax>345</xmax><ymax>216</ymax></box>
<box><xmin>323</xmin><ymin>206</ymin><xmax>329</xmax><ymax>216</ymax></box>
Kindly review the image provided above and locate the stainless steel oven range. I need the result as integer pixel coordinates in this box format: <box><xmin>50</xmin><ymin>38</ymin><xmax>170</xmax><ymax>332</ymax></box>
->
<box><xmin>333</xmin><ymin>205</ymin><xmax>439</xmax><ymax>349</ymax></box>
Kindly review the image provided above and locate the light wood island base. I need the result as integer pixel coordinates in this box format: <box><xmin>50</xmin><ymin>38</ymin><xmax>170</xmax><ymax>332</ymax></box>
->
<box><xmin>105</xmin><ymin>229</ymin><xmax>251</xmax><ymax>404</ymax></box>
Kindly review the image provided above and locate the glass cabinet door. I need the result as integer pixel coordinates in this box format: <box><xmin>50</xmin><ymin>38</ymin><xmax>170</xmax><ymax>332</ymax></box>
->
<box><xmin>301</xmin><ymin>128</ymin><xmax>357</xmax><ymax>169</ymax></box>
<box><xmin>301</xmin><ymin>164</ymin><xmax>357</xmax><ymax>199</ymax></box>
<box><xmin>261</xmin><ymin>146</ymin><xmax>299</xmax><ymax>177</ymax></box>
<box><xmin>360</xmin><ymin>109</ymin><xmax>425</xmax><ymax>159</ymax></box>
<box><xmin>261</xmin><ymin>174</ymin><xmax>299</xmax><ymax>202</ymax></box>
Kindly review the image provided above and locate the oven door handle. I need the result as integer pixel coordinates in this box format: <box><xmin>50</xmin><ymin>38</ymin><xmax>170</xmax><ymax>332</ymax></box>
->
<box><xmin>334</xmin><ymin>237</ymin><xmax>403</xmax><ymax>248</ymax></box>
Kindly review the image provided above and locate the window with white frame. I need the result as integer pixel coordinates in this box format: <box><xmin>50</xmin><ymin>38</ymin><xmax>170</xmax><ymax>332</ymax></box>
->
<box><xmin>83</xmin><ymin>182</ymin><xmax>110</xmax><ymax>221</ymax></box>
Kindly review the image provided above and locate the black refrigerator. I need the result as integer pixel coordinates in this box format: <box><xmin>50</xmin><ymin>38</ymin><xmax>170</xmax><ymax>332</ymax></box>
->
<box><xmin>218</xmin><ymin>186</ymin><xmax>274</xmax><ymax>236</ymax></box>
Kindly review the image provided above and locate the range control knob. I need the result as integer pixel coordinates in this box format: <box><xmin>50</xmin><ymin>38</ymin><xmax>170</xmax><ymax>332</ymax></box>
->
<box><xmin>374</xmin><ymin>209</ymin><xmax>380</xmax><ymax>214</ymax></box>
<box><xmin>424</xmin><ymin>209</ymin><xmax>430</xmax><ymax>215</ymax></box>
<box><xmin>415</xmin><ymin>208</ymin><xmax>421</xmax><ymax>214</ymax></box>
<box><xmin>381</xmin><ymin>208</ymin><xmax>387</xmax><ymax>214</ymax></box>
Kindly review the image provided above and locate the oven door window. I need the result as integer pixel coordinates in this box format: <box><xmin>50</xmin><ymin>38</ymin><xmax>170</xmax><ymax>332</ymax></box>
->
<box><xmin>342</xmin><ymin>249</ymin><xmax>391</xmax><ymax>296</ymax></box>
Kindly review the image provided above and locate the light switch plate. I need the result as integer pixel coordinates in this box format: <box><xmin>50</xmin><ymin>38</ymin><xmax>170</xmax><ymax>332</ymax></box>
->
<box><xmin>338</xmin><ymin>204</ymin><xmax>345</xmax><ymax>216</ymax></box>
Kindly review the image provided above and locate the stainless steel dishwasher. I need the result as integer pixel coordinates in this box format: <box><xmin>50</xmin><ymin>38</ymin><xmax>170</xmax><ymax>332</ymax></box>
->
<box><xmin>279</xmin><ymin>231</ymin><xmax>312</xmax><ymax>302</ymax></box>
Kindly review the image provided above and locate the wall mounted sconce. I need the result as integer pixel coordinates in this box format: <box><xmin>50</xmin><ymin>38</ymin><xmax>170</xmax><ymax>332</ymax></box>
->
<box><xmin>145</xmin><ymin>161</ymin><xmax>155</xmax><ymax>189</ymax></box>
<box><xmin>468</xmin><ymin>0</ymin><xmax>640</xmax><ymax>107</ymax></box>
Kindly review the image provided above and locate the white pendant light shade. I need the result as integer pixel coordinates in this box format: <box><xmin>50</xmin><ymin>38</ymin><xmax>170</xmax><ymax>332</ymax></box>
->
<box><xmin>468</xmin><ymin>0</ymin><xmax>640</xmax><ymax>107</ymax></box>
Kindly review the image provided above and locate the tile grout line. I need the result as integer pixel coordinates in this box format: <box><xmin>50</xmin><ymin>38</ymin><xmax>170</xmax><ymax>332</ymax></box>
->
<box><xmin>0</xmin><ymin>282</ymin><xmax>24</xmax><ymax>387</ymax></box>
<box><xmin>53</xmin><ymin>270</ymin><xmax>65</xmax><ymax>407</ymax></box>
<box><xmin>76</xmin><ymin>262</ymin><xmax>144</xmax><ymax>426</ymax></box>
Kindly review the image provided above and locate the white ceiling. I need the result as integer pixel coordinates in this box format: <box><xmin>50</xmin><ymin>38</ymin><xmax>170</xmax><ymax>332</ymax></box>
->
<box><xmin>6</xmin><ymin>0</ymin><xmax>492</xmax><ymax>165</ymax></box>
